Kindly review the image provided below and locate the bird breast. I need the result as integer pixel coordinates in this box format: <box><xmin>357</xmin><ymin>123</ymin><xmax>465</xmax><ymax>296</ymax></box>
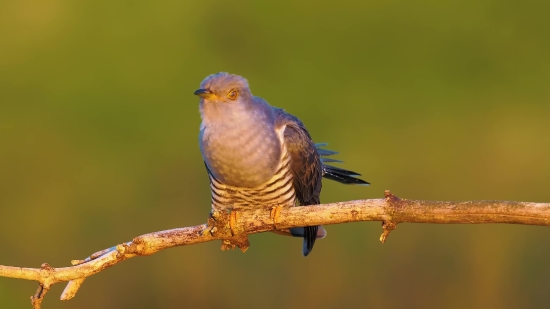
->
<box><xmin>200</xmin><ymin>119</ymin><xmax>284</xmax><ymax>188</ymax></box>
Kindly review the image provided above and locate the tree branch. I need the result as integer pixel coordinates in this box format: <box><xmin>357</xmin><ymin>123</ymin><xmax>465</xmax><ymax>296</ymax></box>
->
<box><xmin>1</xmin><ymin>190</ymin><xmax>550</xmax><ymax>308</ymax></box>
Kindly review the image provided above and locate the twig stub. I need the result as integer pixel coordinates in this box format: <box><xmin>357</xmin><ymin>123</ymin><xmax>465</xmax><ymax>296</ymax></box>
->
<box><xmin>380</xmin><ymin>221</ymin><xmax>397</xmax><ymax>244</ymax></box>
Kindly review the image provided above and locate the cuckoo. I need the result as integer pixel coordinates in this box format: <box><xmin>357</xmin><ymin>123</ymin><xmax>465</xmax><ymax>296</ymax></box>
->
<box><xmin>195</xmin><ymin>72</ymin><xmax>369</xmax><ymax>256</ymax></box>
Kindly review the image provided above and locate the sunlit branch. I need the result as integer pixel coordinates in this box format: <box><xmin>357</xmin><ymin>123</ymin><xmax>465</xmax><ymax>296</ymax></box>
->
<box><xmin>1</xmin><ymin>190</ymin><xmax>549</xmax><ymax>309</ymax></box>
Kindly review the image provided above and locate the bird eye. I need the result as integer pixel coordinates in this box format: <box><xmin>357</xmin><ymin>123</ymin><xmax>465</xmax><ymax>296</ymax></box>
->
<box><xmin>227</xmin><ymin>90</ymin><xmax>238</xmax><ymax>100</ymax></box>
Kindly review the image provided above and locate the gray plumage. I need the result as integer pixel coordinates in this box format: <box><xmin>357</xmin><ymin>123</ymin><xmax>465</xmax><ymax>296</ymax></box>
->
<box><xmin>195</xmin><ymin>72</ymin><xmax>368</xmax><ymax>256</ymax></box>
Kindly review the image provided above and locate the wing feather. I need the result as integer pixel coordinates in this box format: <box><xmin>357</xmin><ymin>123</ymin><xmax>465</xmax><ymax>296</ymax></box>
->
<box><xmin>275</xmin><ymin>108</ymin><xmax>322</xmax><ymax>256</ymax></box>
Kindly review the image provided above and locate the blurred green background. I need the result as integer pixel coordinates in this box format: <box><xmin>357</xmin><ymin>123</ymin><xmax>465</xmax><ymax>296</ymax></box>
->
<box><xmin>1</xmin><ymin>0</ymin><xmax>550</xmax><ymax>308</ymax></box>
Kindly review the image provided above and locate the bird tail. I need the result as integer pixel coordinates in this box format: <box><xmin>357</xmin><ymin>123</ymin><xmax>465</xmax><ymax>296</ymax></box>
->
<box><xmin>272</xmin><ymin>226</ymin><xmax>327</xmax><ymax>256</ymax></box>
<box><xmin>316</xmin><ymin>143</ymin><xmax>370</xmax><ymax>185</ymax></box>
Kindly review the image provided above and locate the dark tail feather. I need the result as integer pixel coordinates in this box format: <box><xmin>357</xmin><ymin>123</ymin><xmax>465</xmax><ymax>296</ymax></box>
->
<box><xmin>288</xmin><ymin>226</ymin><xmax>326</xmax><ymax>257</ymax></box>
<box><xmin>315</xmin><ymin>143</ymin><xmax>339</xmax><ymax>156</ymax></box>
<box><xmin>302</xmin><ymin>226</ymin><xmax>319</xmax><ymax>257</ymax></box>
<box><xmin>323</xmin><ymin>165</ymin><xmax>370</xmax><ymax>185</ymax></box>
<box><xmin>317</xmin><ymin>148</ymin><xmax>339</xmax><ymax>156</ymax></box>
<box><xmin>320</xmin><ymin>157</ymin><xmax>343</xmax><ymax>163</ymax></box>
<box><xmin>316</xmin><ymin>143</ymin><xmax>370</xmax><ymax>186</ymax></box>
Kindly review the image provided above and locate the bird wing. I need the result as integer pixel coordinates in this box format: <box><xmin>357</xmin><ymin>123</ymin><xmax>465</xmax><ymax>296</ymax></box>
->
<box><xmin>275</xmin><ymin>108</ymin><xmax>323</xmax><ymax>256</ymax></box>
<box><xmin>275</xmin><ymin>108</ymin><xmax>322</xmax><ymax>206</ymax></box>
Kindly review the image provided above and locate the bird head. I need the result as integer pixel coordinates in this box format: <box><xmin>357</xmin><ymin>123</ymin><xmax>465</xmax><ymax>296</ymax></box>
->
<box><xmin>194</xmin><ymin>72</ymin><xmax>252</xmax><ymax>104</ymax></box>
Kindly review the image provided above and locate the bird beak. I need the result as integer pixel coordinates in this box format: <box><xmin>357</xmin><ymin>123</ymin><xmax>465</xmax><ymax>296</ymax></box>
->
<box><xmin>194</xmin><ymin>88</ymin><xmax>215</xmax><ymax>99</ymax></box>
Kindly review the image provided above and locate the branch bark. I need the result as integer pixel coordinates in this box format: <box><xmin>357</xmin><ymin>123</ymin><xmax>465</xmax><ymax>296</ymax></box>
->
<box><xmin>1</xmin><ymin>190</ymin><xmax>550</xmax><ymax>309</ymax></box>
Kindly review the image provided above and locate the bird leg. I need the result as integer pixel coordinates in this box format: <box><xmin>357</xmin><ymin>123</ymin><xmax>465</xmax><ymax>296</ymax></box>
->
<box><xmin>222</xmin><ymin>210</ymin><xmax>249</xmax><ymax>252</ymax></box>
<box><xmin>200</xmin><ymin>210</ymin><xmax>223</xmax><ymax>236</ymax></box>
<box><xmin>202</xmin><ymin>209</ymin><xmax>242</xmax><ymax>237</ymax></box>
<box><xmin>270</xmin><ymin>206</ymin><xmax>282</xmax><ymax>229</ymax></box>
<box><xmin>229</xmin><ymin>210</ymin><xmax>241</xmax><ymax>236</ymax></box>
<box><xmin>200</xmin><ymin>209</ymin><xmax>250</xmax><ymax>252</ymax></box>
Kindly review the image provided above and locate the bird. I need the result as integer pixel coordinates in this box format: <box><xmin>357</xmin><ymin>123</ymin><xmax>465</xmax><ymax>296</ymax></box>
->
<box><xmin>195</xmin><ymin>72</ymin><xmax>369</xmax><ymax>256</ymax></box>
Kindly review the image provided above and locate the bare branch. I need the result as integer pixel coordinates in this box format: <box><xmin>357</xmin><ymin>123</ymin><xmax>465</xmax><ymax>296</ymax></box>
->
<box><xmin>1</xmin><ymin>190</ymin><xmax>550</xmax><ymax>308</ymax></box>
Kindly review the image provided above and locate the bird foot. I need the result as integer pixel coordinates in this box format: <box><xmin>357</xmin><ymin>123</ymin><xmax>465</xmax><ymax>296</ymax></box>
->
<box><xmin>200</xmin><ymin>210</ymin><xmax>224</xmax><ymax>237</ymax></box>
<box><xmin>199</xmin><ymin>225</ymin><xmax>218</xmax><ymax>236</ymax></box>
<box><xmin>229</xmin><ymin>210</ymin><xmax>241</xmax><ymax>236</ymax></box>
<box><xmin>224</xmin><ymin>211</ymin><xmax>249</xmax><ymax>252</ymax></box>
<box><xmin>201</xmin><ymin>210</ymin><xmax>249</xmax><ymax>252</ymax></box>
<box><xmin>270</xmin><ymin>206</ymin><xmax>282</xmax><ymax>229</ymax></box>
<box><xmin>202</xmin><ymin>210</ymin><xmax>242</xmax><ymax>237</ymax></box>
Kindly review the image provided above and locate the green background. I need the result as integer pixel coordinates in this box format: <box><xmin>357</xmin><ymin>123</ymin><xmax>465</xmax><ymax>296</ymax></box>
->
<box><xmin>1</xmin><ymin>0</ymin><xmax>550</xmax><ymax>308</ymax></box>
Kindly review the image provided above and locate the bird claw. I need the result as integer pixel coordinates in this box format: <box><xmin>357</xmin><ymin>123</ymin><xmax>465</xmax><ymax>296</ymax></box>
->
<box><xmin>200</xmin><ymin>225</ymin><xmax>217</xmax><ymax>236</ymax></box>
<box><xmin>200</xmin><ymin>210</ymin><xmax>224</xmax><ymax>237</ymax></box>
<box><xmin>270</xmin><ymin>206</ymin><xmax>282</xmax><ymax>229</ymax></box>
